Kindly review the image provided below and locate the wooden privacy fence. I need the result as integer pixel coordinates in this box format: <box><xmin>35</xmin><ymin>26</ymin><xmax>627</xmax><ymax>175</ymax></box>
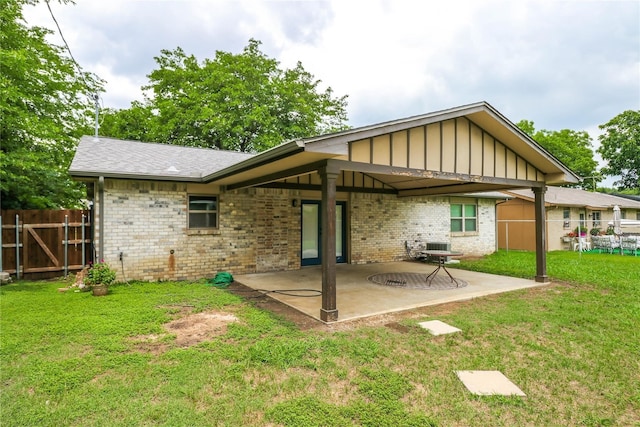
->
<box><xmin>1</xmin><ymin>210</ymin><xmax>93</xmax><ymax>280</ymax></box>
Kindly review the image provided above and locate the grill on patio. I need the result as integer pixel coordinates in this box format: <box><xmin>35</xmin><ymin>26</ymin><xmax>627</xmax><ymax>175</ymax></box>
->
<box><xmin>368</xmin><ymin>272</ymin><xmax>469</xmax><ymax>290</ymax></box>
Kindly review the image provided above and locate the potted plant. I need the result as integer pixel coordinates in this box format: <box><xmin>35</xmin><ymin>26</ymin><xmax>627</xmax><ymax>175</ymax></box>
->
<box><xmin>574</xmin><ymin>226</ymin><xmax>588</xmax><ymax>237</ymax></box>
<box><xmin>85</xmin><ymin>261</ymin><xmax>117</xmax><ymax>296</ymax></box>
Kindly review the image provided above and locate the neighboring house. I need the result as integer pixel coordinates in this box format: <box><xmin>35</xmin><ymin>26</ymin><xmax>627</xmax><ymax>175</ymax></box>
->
<box><xmin>70</xmin><ymin>101</ymin><xmax>578</xmax><ymax>322</ymax></box>
<box><xmin>498</xmin><ymin>187</ymin><xmax>640</xmax><ymax>251</ymax></box>
<box><xmin>615</xmin><ymin>193</ymin><xmax>640</xmax><ymax>203</ymax></box>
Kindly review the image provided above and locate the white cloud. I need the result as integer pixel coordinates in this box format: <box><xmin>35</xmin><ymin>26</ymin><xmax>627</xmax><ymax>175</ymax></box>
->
<box><xmin>23</xmin><ymin>0</ymin><xmax>638</xmax><ymax>140</ymax></box>
<box><xmin>92</xmin><ymin>64</ymin><xmax>145</xmax><ymax>110</ymax></box>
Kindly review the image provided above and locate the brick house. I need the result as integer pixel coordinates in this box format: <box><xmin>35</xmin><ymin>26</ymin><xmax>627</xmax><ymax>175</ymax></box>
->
<box><xmin>70</xmin><ymin>101</ymin><xmax>578</xmax><ymax>321</ymax></box>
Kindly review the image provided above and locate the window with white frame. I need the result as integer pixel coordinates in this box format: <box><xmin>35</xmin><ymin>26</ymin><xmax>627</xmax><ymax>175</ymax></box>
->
<box><xmin>591</xmin><ymin>211</ymin><xmax>601</xmax><ymax>227</ymax></box>
<box><xmin>451</xmin><ymin>202</ymin><xmax>477</xmax><ymax>233</ymax></box>
<box><xmin>188</xmin><ymin>195</ymin><xmax>218</xmax><ymax>229</ymax></box>
<box><xmin>563</xmin><ymin>208</ymin><xmax>570</xmax><ymax>229</ymax></box>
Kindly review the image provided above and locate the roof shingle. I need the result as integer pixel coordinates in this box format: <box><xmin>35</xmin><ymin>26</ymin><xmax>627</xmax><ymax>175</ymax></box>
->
<box><xmin>504</xmin><ymin>187</ymin><xmax>640</xmax><ymax>209</ymax></box>
<box><xmin>70</xmin><ymin>136</ymin><xmax>254</xmax><ymax>181</ymax></box>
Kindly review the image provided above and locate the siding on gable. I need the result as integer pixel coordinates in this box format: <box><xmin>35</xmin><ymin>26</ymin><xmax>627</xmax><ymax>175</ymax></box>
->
<box><xmin>349</xmin><ymin>117</ymin><xmax>544</xmax><ymax>182</ymax></box>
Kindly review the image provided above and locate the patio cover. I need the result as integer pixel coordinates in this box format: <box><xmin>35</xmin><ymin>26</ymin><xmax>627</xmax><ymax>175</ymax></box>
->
<box><xmin>203</xmin><ymin>101</ymin><xmax>580</xmax><ymax>321</ymax></box>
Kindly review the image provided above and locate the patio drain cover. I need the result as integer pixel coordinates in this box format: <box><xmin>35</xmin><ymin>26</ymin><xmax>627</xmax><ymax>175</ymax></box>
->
<box><xmin>367</xmin><ymin>272</ymin><xmax>468</xmax><ymax>290</ymax></box>
<box><xmin>456</xmin><ymin>370</ymin><xmax>526</xmax><ymax>396</ymax></box>
<box><xmin>418</xmin><ymin>320</ymin><xmax>461</xmax><ymax>335</ymax></box>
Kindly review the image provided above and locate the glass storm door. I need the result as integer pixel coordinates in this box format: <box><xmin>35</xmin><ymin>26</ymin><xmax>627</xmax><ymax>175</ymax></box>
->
<box><xmin>301</xmin><ymin>201</ymin><xmax>346</xmax><ymax>266</ymax></box>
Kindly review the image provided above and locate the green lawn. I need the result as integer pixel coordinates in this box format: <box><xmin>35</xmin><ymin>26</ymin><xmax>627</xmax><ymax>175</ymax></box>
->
<box><xmin>1</xmin><ymin>251</ymin><xmax>639</xmax><ymax>426</ymax></box>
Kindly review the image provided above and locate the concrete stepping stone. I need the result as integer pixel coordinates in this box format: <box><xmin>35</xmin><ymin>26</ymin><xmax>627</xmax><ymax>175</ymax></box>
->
<box><xmin>418</xmin><ymin>320</ymin><xmax>461</xmax><ymax>335</ymax></box>
<box><xmin>456</xmin><ymin>370</ymin><xmax>526</xmax><ymax>396</ymax></box>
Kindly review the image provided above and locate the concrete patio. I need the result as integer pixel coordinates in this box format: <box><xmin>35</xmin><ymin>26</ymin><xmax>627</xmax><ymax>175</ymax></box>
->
<box><xmin>234</xmin><ymin>261</ymin><xmax>548</xmax><ymax>323</ymax></box>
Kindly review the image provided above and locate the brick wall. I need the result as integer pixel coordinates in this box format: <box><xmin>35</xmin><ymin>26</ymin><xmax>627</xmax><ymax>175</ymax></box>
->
<box><xmin>451</xmin><ymin>198</ymin><xmax>497</xmax><ymax>255</ymax></box>
<box><xmin>349</xmin><ymin>193</ymin><xmax>495</xmax><ymax>263</ymax></box>
<box><xmin>96</xmin><ymin>179</ymin><xmax>495</xmax><ymax>281</ymax></box>
<box><xmin>100</xmin><ymin>180</ymin><xmax>189</xmax><ymax>281</ymax></box>
<box><xmin>97</xmin><ymin>180</ymin><xmax>303</xmax><ymax>281</ymax></box>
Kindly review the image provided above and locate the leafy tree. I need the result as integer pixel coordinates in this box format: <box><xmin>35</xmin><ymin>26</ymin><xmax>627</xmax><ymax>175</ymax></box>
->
<box><xmin>0</xmin><ymin>0</ymin><xmax>103</xmax><ymax>209</ymax></box>
<box><xmin>99</xmin><ymin>101</ymin><xmax>155</xmax><ymax>142</ymax></box>
<box><xmin>597</xmin><ymin>110</ymin><xmax>640</xmax><ymax>191</ymax></box>
<box><xmin>101</xmin><ymin>39</ymin><xmax>349</xmax><ymax>152</ymax></box>
<box><xmin>517</xmin><ymin>120</ymin><xmax>599</xmax><ymax>188</ymax></box>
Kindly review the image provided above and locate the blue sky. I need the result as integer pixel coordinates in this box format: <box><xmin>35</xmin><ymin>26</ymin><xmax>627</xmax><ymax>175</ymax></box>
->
<box><xmin>25</xmin><ymin>0</ymin><xmax>639</xmax><ymax>181</ymax></box>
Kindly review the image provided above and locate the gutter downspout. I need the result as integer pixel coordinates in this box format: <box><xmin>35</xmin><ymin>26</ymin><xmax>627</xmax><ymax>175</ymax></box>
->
<box><xmin>98</xmin><ymin>176</ymin><xmax>105</xmax><ymax>262</ymax></box>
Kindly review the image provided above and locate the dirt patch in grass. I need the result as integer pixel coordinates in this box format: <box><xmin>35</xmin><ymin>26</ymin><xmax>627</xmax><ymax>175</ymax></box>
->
<box><xmin>385</xmin><ymin>322</ymin><xmax>412</xmax><ymax>333</ymax></box>
<box><xmin>165</xmin><ymin>311</ymin><xmax>239</xmax><ymax>347</ymax></box>
<box><xmin>226</xmin><ymin>282</ymin><xmax>323</xmax><ymax>330</ymax></box>
<box><xmin>130</xmin><ymin>309</ymin><xmax>238</xmax><ymax>353</ymax></box>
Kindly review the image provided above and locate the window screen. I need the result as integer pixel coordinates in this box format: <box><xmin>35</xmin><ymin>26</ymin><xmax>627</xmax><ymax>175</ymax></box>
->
<box><xmin>188</xmin><ymin>195</ymin><xmax>218</xmax><ymax>229</ymax></box>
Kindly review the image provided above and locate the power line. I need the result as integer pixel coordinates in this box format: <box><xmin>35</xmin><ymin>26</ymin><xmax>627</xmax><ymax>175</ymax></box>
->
<box><xmin>44</xmin><ymin>0</ymin><xmax>102</xmax><ymax>135</ymax></box>
<box><xmin>44</xmin><ymin>0</ymin><xmax>84</xmax><ymax>78</ymax></box>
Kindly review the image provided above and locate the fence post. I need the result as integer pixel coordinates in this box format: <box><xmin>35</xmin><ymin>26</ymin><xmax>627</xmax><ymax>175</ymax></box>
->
<box><xmin>15</xmin><ymin>214</ymin><xmax>20</xmax><ymax>280</ymax></box>
<box><xmin>81</xmin><ymin>214</ymin><xmax>86</xmax><ymax>269</ymax></box>
<box><xmin>64</xmin><ymin>215</ymin><xmax>69</xmax><ymax>278</ymax></box>
<box><xmin>505</xmin><ymin>222</ymin><xmax>509</xmax><ymax>252</ymax></box>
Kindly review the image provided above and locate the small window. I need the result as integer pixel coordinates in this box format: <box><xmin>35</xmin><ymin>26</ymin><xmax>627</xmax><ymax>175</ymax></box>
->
<box><xmin>188</xmin><ymin>195</ymin><xmax>218</xmax><ymax>229</ymax></box>
<box><xmin>592</xmin><ymin>211</ymin><xmax>601</xmax><ymax>227</ymax></box>
<box><xmin>451</xmin><ymin>203</ymin><xmax>477</xmax><ymax>232</ymax></box>
<box><xmin>563</xmin><ymin>208</ymin><xmax>570</xmax><ymax>229</ymax></box>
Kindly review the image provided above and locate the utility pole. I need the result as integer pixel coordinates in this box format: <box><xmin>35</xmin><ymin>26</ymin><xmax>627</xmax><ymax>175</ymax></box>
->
<box><xmin>582</xmin><ymin>175</ymin><xmax>599</xmax><ymax>192</ymax></box>
<box><xmin>93</xmin><ymin>93</ymin><xmax>100</xmax><ymax>138</ymax></box>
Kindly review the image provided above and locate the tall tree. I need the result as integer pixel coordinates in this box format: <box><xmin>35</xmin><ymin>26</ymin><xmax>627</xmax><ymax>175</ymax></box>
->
<box><xmin>101</xmin><ymin>39</ymin><xmax>349</xmax><ymax>152</ymax></box>
<box><xmin>98</xmin><ymin>102</ymin><xmax>155</xmax><ymax>142</ymax></box>
<box><xmin>0</xmin><ymin>0</ymin><xmax>103</xmax><ymax>209</ymax></box>
<box><xmin>517</xmin><ymin>120</ymin><xmax>599</xmax><ymax>188</ymax></box>
<box><xmin>597</xmin><ymin>110</ymin><xmax>640</xmax><ymax>191</ymax></box>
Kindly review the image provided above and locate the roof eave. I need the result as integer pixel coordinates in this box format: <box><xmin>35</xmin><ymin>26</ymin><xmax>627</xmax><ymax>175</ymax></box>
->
<box><xmin>472</xmin><ymin>105</ymin><xmax>581</xmax><ymax>184</ymax></box>
<box><xmin>69</xmin><ymin>170</ymin><xmax>205</xmax><ymax>182</ymax></box>
<box><xmin>301</xmin><ymin>101</ymin><xmax>490</xmax><ymax>151</ymax></box>
<box><xmin>202</xmin><ymin>140</ymin><xmax>306</xmax><ymax>183</ymax></box>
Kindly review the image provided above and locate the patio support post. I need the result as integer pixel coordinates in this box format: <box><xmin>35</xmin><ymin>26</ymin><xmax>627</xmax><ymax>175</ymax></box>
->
<box><xmin>533</xmin><ymin>186</ymin><xmax>549</xmax><ymax>283</ymax></box>
<box><xmin>320</xmin><ymin>163</ymin><xmax>340</xmax><ymax>322</ymax></box>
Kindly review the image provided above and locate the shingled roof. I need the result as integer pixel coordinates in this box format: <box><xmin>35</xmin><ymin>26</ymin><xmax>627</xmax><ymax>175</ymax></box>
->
<box><xmin>70</xmin><ymin>136</ymin><xmax>254</xmax><ymax>181</ymax></box>
<box><xmin>503</xmin><ymin>187</ymin><xmax>640</xmax><ymax>209</ymax></box>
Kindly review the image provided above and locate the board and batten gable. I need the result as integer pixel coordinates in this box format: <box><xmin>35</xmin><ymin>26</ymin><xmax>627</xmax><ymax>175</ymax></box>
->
<box><xmin>349</xmin><ymin>117</ymin><xmax>544</xmax><ymax>182</ymax></box>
